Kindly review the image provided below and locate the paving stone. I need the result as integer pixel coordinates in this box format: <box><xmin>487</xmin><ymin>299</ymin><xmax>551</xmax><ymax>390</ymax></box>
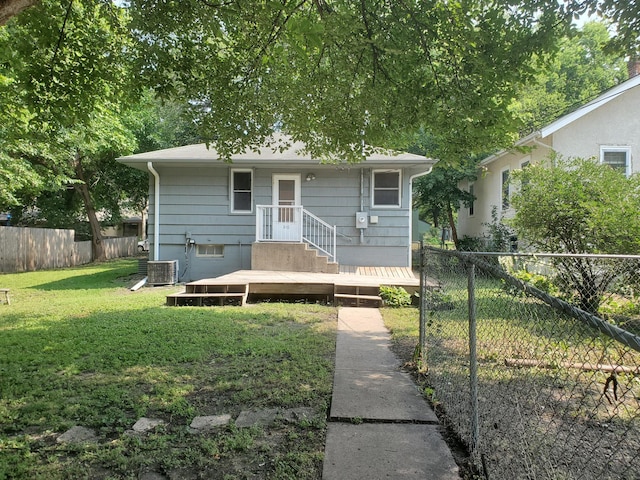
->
<box><xmin>132</xmin><ymin>417</ymin><xmax>165</xmax><ymax>433</ymax></box>
<box><xmin>56</xmin><ymin>426</ymin><xmax>98</xmax><ymax>444</ymax></box>
<box><xmin>189</xmin><ymin>414</ymin><xmax>231</xmax><ymax>430</ymax></box>
<box><xmin>282</xmin><ymin>407</ymin><xmax>318</xmax><ymax>423</ymax></box>
<box><xmin>235</xmin><ymin>407</ymin><xmax>319</xmax><ymax>428</ymax></box>
<box><xmin>235</xmin><ymin>408</ymin><xmax>280</xmax><ymax>428</ymax></box>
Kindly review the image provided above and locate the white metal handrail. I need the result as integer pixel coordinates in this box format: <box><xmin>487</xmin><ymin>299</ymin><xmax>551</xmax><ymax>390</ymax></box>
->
<box><xmin>256</xmin><ymin>205</ymin><xmax>336</xmax><ymax>263</ymax></box>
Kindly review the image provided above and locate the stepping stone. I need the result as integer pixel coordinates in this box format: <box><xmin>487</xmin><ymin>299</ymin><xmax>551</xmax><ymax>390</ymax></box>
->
<box><xmin>56</xmin><ymin>426</ymin><xmax>98</xmax><ymax>444</ymax></box>
<box><xmin>235</xmin><ymin>407</ymin><xmax>319</xmax><ymax>428</ymax></box>
<box><xmin>189</xmin><ymin>414</ymin><xmax>231</xmax><ymax>431</ymax></box>
<box><xmin>235</xmin><ymin>408</ymin><xmax>280</xmax><ymax>428</ymax></box>
<box><xmin>132</xmin><ymin>417</ymin><xmax>165</xmax><ymax>433</ymax></box>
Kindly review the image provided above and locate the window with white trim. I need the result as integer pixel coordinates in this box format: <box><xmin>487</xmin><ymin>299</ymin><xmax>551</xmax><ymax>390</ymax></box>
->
<box><xmin>600</xmin><ymin>147</ymin><xmax>631</xmax><ymax>176</ymax></box>
<box><xmin>501</xmin><ymin>169</ymin><xmax>510</xmax><ymax>210</ymax></box>
<box><xmin>372</xmin><ymin>170</ymin><xmax>401</xmax><ymax>207</ymax></box>
<box><xmin>196</xmin><ymin>244</ymin><xmax>224</xmax><ymax>257</ymax></box>
<box><xmin>231</xmin><ymin>169</ymin><xmax>253</xmax><ymax>213</ymax></box>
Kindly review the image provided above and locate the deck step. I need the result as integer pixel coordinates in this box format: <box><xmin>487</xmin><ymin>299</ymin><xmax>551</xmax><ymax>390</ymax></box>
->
<box><xmin>334</xmin><ymin>285</ymin><xmax>382</xmax><ymax>308</ymax></box>
<box><xmin>167</xmin><ymin>284</ymin><xmax>248</xmax><ymax>306</ymax></box>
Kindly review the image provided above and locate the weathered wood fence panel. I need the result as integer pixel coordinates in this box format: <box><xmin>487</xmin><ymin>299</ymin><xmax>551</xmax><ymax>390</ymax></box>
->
<box><xmin>0</xmin><ymin>226</ymin><xmax>136</xmax><ymax>273</ymax></box>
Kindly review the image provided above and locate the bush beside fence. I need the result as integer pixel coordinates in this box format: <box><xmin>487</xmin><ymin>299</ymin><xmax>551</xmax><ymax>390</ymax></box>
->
<box><xmin>420</xmin><ymin>247</ymin><xmax>640</xmax><ymax>480</ymax></box>
<box><xmin>0</xmin><ymin>226</ymin><xmax>137</xmax><ymax>273</ymax></box>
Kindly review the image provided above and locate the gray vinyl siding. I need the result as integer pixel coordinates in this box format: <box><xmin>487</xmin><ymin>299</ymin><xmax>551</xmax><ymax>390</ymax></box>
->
<box><xmin>148</xmin><ymin>165</ymin><xmax>424</xmax><ymax>280</ymax></box>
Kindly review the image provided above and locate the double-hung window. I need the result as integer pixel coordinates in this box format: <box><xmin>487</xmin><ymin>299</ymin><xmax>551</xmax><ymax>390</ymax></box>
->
<box><xmin>501</xmin><ymin>169</ymin><xmax>510</xmax><ymax>210</ymax></box>
<box><xmin>600</xmin><ymin>146</ymin><xmax>631</xmax><ymax>176</ymax></box>
<box><xmin>231</xmin><ymin>169</ymin><xmax>253</xmax><ymax>213</ymax></box>
<box><xmin>372</xmin><ymin>170</ymin><xmax>401</xmax><ymax>207</ymax></box>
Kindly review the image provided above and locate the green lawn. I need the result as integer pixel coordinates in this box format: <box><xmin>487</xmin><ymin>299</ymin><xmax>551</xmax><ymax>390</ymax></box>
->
<box><xmin>0</xmin><ymin>260</ymin><xmax>337</xmax><ymax>479</ymax></box>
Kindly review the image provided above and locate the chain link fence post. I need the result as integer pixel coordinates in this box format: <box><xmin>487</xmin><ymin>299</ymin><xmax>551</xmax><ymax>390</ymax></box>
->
<box><xmin>419</xmin><ymin>240</ymin><xmax>426</xmax><ymax>366</ymax></box>
<box><xmin>467</xmin><ymin>261</ymin><xmax>481</xmax><ymax>472</ymax></box>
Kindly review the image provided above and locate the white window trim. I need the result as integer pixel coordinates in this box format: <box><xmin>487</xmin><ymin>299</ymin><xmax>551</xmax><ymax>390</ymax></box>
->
<box><xmin>196</xmin><ymin>244</ymin><xmax>224</xmax><ymax>258</ymax></box>
<box><xmin>371</xmin><ymin>169</ymin><xmax>402</xmax><ymax>208</ymax></box>
<box><xmin>600</xmin><ymin>146</ymin><xmax>631</xmax><ymax>177</ymax></box>
<box><xmin>230</xmin><ymin>168</ymin><xmax>254</xmax><ymax>213</ymax></box>
<box><xmin>501</xmin><ymin>168</ymin><xmax>510</xmax><ymax>211</ymax></box>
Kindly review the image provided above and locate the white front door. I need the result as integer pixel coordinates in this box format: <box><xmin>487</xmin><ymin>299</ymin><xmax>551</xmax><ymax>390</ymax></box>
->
<box><xmin>272</xmin><ymin>174</ymin><xmax>301</xmax><ymax>241</ymax></box>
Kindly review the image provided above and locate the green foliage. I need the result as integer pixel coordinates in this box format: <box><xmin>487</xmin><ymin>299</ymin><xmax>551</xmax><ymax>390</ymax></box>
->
<box><xmin>457</xmin><ymin>235</ymin><xmax>485</xmax><ymax>252</ymax></box>
<box><xmin>511</xmin><ymin>21</ymin><xmax>627</xmax><ymax>135</ymax></box>
<box><xmin>379</xmin><ymin>285</ymin><xmax>412</xmax><ymax>308</ymax></box>
<box><xmin>511</xmin><ymin>156</ymin><xmax>640</xmax><ymax>255</ymax></box>
<box><xmin>484</xmin><ymin>206</ymin><xmax>515</xmax><ymax>252</ymax></box>
<box><xmin>128</xmin><ymin>0</ymin><xmax>572</xmax><ymax>164</ymax></box>
<box><xmin>503</xmin><ymin>268</ymin><xmax>559</xmax><ymax>297</ymax></box>
<box><xmin>423</xmin><ymin>288</ymin><xmax>455</xmax><ymax>311</ymax></box>
<box><xmin>510</xmin><ymin>155</ymin><xmax>640</xmax><ymax>313</ymax></box>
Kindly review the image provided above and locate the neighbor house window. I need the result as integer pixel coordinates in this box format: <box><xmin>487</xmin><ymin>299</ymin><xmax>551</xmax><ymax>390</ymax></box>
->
<box><xmin>196</xmin><ymin>244</ymin><xmax>224</xmax><ymax>257</ymax></box>
<box><xmin>469</xmin><ymin>183</ymin><xmax>475</xmax><ymax>216</ymax></box>
<box><xmin>231</xmin><ymin>169</ymin><xmax>253</xmax><ymax>213</ymax></box>
<box><xmin>372</xmin><ymin>170</ymin><xmax>401</xmax><ymax>207</ymax></box>
<box><xmin>600</xmin><ymin>147</ymin><xmax>631</xmax><ymax>176</ymax></box>
<box><xmin>501</xmin><ymin>169</ymin><xmax>510</xmax><ymax>210</ymax></box>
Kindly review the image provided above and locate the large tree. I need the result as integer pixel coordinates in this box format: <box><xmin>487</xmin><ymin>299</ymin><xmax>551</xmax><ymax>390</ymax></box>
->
<box><xmin>127</xmin><ymin>0</ymin><xmax>574</xmax><ymax>164</ymax></box>
<box><xmin>511</xmin><ymin>21</ymin><xmax>627</xmax><ymax>135</ymax></box>
<box><xmin>510</xmin><ymin>156</ymin><xmax>640</xmax><ymax>313</ymax></box>
<box><xmin>0</xmin><ymin>0</ymin><xmax>136</xmax><ymax>260</ymax></box>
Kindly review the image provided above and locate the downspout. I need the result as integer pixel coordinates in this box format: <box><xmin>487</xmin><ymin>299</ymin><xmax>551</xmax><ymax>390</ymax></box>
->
<box><xmin>147</xmin><ymin>162</ymin><xmax>160</xmax><ymax>260</ymax></box>
<box><xmin>360</xmin><ymin>168</ymin><xmax>365</xmax><ymax>244</ymax></box>
<box><xmin>408</xmin><ymin>167</ymin><xmax>434</xmax><ymax>266</ymax></box>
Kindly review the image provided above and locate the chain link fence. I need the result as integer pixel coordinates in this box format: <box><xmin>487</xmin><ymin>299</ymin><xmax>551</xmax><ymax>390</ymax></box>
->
<box><xmin>419</xmin><ymin>247</ymin><xmax>640</xmax><ymax>480</ymax></box>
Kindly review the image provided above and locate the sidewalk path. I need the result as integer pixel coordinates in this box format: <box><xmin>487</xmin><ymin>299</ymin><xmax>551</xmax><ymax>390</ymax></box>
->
<box><xmin>322</xmin><ymin>307</ymin><xmax>460</xmax><ymax>479</ymax></box>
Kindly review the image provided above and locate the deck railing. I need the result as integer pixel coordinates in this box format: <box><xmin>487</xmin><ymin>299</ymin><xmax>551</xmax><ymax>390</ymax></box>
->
<box><xmin>256</xmin><ymin>205</ymin><xmax>336</xmax><ymax>263</ymax></box>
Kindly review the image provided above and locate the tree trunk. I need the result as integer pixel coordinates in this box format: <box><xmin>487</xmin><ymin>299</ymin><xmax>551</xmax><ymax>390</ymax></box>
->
<box><xmin>74</xmin><ymin>151</ymin><xmax>106</xmax><ymax>262</ymax></box>
<box><xmin>446</xmin><ymin>202</ymin><xmax>459</xmax><ymax>249</ymax></box>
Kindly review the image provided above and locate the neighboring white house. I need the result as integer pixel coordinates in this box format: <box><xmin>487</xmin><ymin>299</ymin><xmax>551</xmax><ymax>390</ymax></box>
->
<box><xmin>458</xmin><ymin>73</ymin><xmax>640</xmax><ymax>241</ymax></box>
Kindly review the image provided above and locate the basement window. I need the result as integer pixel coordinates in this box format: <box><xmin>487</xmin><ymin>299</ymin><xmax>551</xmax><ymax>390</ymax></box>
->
<box><xmin>601</xmin><ymin>147</ymin><xmax>631</xmax><ymax>176</ymax></box>
<box><xmin>196</xmin><ymin>244</ymin><xmax>224</xmax><ymax>257</ymax></box>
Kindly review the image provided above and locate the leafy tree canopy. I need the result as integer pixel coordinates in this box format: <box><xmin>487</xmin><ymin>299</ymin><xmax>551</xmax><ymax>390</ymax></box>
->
<box><xmin>127</xmin><ymin>0</ymin><xmax>573</xmax><ymax>164</ymax></box>
<box><xmin>511</xmin><ymin>21</ymin><xmax>627</xmax><ymax>135</ymax></box>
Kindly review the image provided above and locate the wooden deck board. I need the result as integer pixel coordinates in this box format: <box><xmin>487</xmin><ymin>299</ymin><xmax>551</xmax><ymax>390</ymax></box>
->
<box><xmin>168</xmin><ymin>266</ymin><xmax>438</xmax><ymax>306</ymax></box>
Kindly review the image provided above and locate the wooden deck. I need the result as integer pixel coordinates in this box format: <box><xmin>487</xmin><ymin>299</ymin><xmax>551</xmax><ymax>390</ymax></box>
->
<box><xmin>166</xmin><ymin>266</ymin><xmax>431</xmax><ymax>307</ymax></box>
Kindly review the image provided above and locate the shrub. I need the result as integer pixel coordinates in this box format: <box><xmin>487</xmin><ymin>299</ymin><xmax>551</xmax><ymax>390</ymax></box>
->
<box><xmin>379</xmin><ymin>285</ymin><xmax>412</xmax><ymax>307</ymax></box>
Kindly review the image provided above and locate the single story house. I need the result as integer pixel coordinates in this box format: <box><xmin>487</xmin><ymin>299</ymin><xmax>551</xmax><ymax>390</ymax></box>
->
<box><xmin>457</xmin><ymin>73</ymin><xmax>640</xmax><ymax>241</ymax></box>
<box><xmin>117</xmin><ymin>134</ymin><xmax>435</xmax><ymax>282</ymax></box>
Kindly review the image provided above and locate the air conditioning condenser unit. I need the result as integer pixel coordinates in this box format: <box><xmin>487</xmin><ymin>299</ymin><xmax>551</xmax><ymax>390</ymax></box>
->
<box><xmin>147</xmin><ymin>260</ymin><xmax>179</xmax><ymax>286</ymax></box>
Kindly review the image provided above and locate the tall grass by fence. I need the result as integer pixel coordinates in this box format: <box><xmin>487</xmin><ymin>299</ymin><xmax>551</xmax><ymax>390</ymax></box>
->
<box><xmin>0</xmin><ymin>226</ymin><xmax>137</xmax><ymax>273</ymax></box>
<box><xmin>419</xmin><ymin>247</ymin><xmax>640</xmax><ymax>480</ymax></box>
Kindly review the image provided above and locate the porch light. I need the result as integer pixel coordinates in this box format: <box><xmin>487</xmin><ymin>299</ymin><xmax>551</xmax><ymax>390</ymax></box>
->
<box><xmin>305</xmin><ymin>173</ymin><xmax>316</xmax><ymax>182</ymax></box>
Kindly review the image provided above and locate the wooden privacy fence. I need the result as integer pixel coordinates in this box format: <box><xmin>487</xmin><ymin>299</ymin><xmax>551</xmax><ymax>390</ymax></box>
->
<box><xmin>0</xmin><ymin>226</ymin><xmax>137</xmax><ymax>273</ymax></box>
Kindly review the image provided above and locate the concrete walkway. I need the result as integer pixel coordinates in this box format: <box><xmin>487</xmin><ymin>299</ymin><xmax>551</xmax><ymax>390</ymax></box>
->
<box><xmin>322</xmin><ymin>307</ymin><xmax>460</xmax><ymax>479</ymax></box>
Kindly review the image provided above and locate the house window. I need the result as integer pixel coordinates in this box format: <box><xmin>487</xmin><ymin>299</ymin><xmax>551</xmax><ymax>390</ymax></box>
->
<box><xmin>196</xmin><ymin>244</ymin><xmax>224</xmax><ymax>257</ymax></box>
<box><xmin>231</xmin><ymin>169</ymin><xmax>253</xmax><ymax>213</ymax></box>
<box><xmin>501</xmin><ymin>169</ymin><xmax>510</xmax><ymax>210</ymax></box>
<box><xmin>372</xmin><ymin>170</ymin><xmax>401</xmax><ymax>207</ymax></box>
<box><xmin>600</xmin><ymin>147</ymin><xmax>630</xmax><ymax>176</ymax></box>
<box><xmin>469</xmin><ymin>183</ymin><xmax>475</xmax><ymax>216</ymax></box>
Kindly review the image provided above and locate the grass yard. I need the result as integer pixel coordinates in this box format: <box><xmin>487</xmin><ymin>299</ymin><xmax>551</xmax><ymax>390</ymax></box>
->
<box><xmin>0</xmin><ymin>260</ymin><xmax>337</xmax><ymax>479</ymax></box>
<box><xmin>381</xmin><ymin>274</ymin><xmax>640</xmax><ymax>480</ymax></box>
